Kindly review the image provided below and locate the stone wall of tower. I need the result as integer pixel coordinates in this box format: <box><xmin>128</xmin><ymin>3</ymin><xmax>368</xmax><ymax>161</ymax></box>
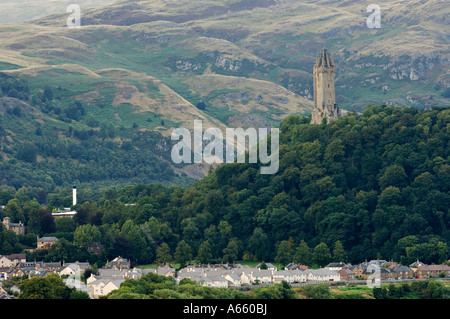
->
<box><xmin>310</xmin><ymin>49</ymin><xmax>340</xmax><ymax>125</ymax></box>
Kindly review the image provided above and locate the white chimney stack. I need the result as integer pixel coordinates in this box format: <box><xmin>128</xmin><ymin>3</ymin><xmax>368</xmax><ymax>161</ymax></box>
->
<box><xmin>73</xmin><ymin>186</ymin><xmax>77</xmax><ymax>206</ymax></box>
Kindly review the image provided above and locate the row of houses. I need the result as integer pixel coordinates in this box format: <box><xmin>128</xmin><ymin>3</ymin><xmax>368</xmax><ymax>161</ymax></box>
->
<box><xmin>1</xmin><ymin>254</ymin><xmax>450</xmax><ymax>299</ymax></box>
<box><xmin>172</xmin><ymin>260</ymin><xmax>450</xmax><ymax>289</ymax></box>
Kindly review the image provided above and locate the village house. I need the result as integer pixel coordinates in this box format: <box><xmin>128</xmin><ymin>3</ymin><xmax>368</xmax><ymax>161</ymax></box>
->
<box><xmin>0</xmin><ymin>254</ymin><xmax>26</xmax><ymax>268</ymax></box>
<box><xmin>36</xmin><ymin>236</ymin><xmax>59</xmax><ymax>250</ymax></box>
<box><xmin>351</xmin><ymin>265</ymin><xmax>365</xmax><ymax>278</ymax></box>
<box><xmin>391</xmin><ymin>265</ymin><xmax>414</xmax><ymax>279</ymax></box>
<box><xmin>304</xmin><ymin>269</ymin><xmax>340</xmax><ymax>282</ymax></box>
<box><xmin>87</xmin><ymin>278</ymin><xmax>124</xmax><ymax>299</ymax></box>
<box><xmin>104</xmin><ymin>256</ymin><xmax>130</xmax><ymax>270</ymax></box>
<box><xmin>339</xmin><ymin>267</ymin><xmax>356</xmax><ymax>281</ymax></box>
<box><xmin>272</xmin><ymin>270</ymin><xmax>295</xmax><ymax>284</ymax></box>
<box><xmin>145</xmin><ymin>264</ymin><xmax>176</xmax><ymax>278</ymax></box>
<box><xmin>250</xmin><ymin>269</ymin><xmax>273</xmax><ymax>284</ymax></box>
<box><xmin>202</xmin><ymin>272</ymin><xmax>229</xmax><ymax>288</ymax></box>
<box><xmin>289</xmin><ymin>269</ymin><xmax>307</xmax><ymax>283</ymax></box>
<box><xmin>409</xmin><ymin>260</ymin><xmax>426</xmax><ymax>273</ymax></box>
<box><xmin>415</xmin><ymin>264</ymin><xmax>450</xmax><ymax>278</ymax></box>
<box><xmin>223</xmin><ymin>272</ymin><xmax>241</xmax><ymax>287</ymax></box>
<box><xmin>59</xmin><ymin>262</ymin><xmax>90</xmax><ymax>276</ymax></box>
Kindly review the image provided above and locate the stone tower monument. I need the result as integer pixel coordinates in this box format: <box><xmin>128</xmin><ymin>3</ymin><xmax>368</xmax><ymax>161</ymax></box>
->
<box><xmin>310</xmin><ymin>48</ymin><xmax>340</xmax><ymax>125</ymax></box>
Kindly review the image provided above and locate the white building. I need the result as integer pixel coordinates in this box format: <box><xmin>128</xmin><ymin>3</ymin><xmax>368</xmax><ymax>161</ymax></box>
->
<box><xmin>250</xmin><ymin>270</ymin><xmax>273</xmax><ymax>284</ymax></box>
<box><xmin>289</xmin><ymin>269</ymin><xmax>307</xmax><ymax>283</ymax></box>
<box><xmin>87</xmin><ymin>278</ymin><xmax>125</xmax><ymax>299</ymax></box>
<box><xmin>272</xmin><ymin>270</ymin><xmax>295</xmax><ymax>283</ymax></box>
<box><xmin>304</xmin><ymin>269</ymin><xmax>340</xmax><ymax>282</ymax></box>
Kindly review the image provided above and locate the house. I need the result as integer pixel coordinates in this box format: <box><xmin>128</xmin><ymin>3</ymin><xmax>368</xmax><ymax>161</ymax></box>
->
<box><xmin>379</xmin><ymin>267</ymin><xmax>393</xmax><ymax>280</ymax></box>
<box><xmin>409</xmin><ymin>260</ymin><xmax>426</xmax><ymax>273</ymax></box>
<box><xmin>250</xmin><ymin>270</ymin><xmax>273</xmax><ymax>284</ymax></box>
<box><xmin>0</xmin><ymin>254</ymin><xmax>26</xmax><ymax>268</ymax></box>
<box><xmin>176</xmin><ymin>271</ymin><xmax>225</xmax><ymax>288</ymax></box>
<box><xmin>272</xmin><ymin>270</ymin><xmax>295</xmax><ymax>283</ymax></box>
<box><xmin>87</xmin><ymin>278</ymin><xmax>124</xmax><ymax>299</ymax></box>
<box><xmin>154</xmin><ymin>264</ymin><xmax>176</xmax><ymax>277</ymax></box>
<box><xmin>2</xmin><ymin>217</ymin><xmax>25</xmax><ymax>235</ymax></box>
<box><xmin>204</xmin><ymin>273</ymin><xmax>229</xmax><ymax>288</ymax></box>
<box><xmin>98</xmin><ymin>268</ymin><xmax>126</xmax><ymax>279</ymax></box>
<box><xmin>415</xmin><ymin>265</ymin><xmax>450</xmax><ymax>278</ymax></box>
<box><xmin>104</xmin><ymin>256</ymin><xmax>130</xmax><ymax>270</ymax></box>
<box><xmin>37</xmin><ymin>236</ymin><xmax>59</xmax><ymax>250</ymax></box>
<box><xmin>8</xmin><ymin>267</ymin><xmax>25</xmax><ymax>279</ymax></box>
<box><xmin>304</xmin><ymin>269</ymin><xmax>340</xmax><ymax>282</ymax></box>
<box><xmin>351</xmin><ymin>265</ymin><xmax>366</xmax><ymax>278</ymax></box>
<box><xmin>59</xmin><ymin>262</ymin><xmax>90</xmax><ymax>276</ymax></box>
<box><xmin>391</xmin><ymin>265</ymin><xmax>414</xmax><ymax>279</ymax></box>
<box><xmin>339</xmin><ymin>267</ymin><xmax>356</xmax><ymax>281</ymax></box>
<box><xmin>223</xmin><ymin>273</ymin><xmax>241</xmax><ymax>287</ymax></box>
<box><xmin>123</xmin><ymin>268</ymin><xmax>145</xmax><ymax>280</ymax></box>
<box><xmin>17</xmin><ymin>261</ymin><xmax>36</xmax><ymax>273</ymax></box>
<box><xmin>289</xmin><ymin>269</ymin><xmax>307</xmax><ymax>283</ymax></box>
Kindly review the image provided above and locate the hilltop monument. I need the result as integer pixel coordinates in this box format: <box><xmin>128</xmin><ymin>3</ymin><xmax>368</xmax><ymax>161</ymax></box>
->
<box><xmin>310</xmin><ymin>48</ymin><xmax>341</xmax><ymax>125</ymax></box>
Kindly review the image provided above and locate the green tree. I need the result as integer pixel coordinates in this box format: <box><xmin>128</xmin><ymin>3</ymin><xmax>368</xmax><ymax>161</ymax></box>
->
<box><xmin>313</xmin><ymin>243</ymin><xmax>331</xmax><ymax>266</ymax></box>
<box><xmin>174</xmin><ymin>240</ymin><xmax>192</xmax><ymax>266</ymax></box>
<box><xmin>197</xmin><ymin>240</ymin><xmax>212</xmax><ymax>264</ymax></box>
<box><xmin>121</xmin><ymin>220</ymin><xmax>152</xmax><ymax>264</ymax></box>
<box><xmin>18</xmin><ymin>274</ymin><xmax>71</xmax><ymax>299</ymax></box>
<box><xmin>248</xmin><ymin>227</ymin><xmax>270</xmax><ymax>261</ymax></box>
<box><xmin>293</xmin><ymin>240</ymin><xmax>311</xmax><ymax>265</ymax></box>
<box><xmin>275</xmin><ymin>240</ymin><xmax>292</xmax><ymax>266</ymax></box>
<box><xmin>73</xmin><ymin>224</ymin><xmax>101</xmax><ymax>248</ymax></box>
<box><xmin>4</xmin><ymin>198</ymin><xmax>24</xmax><ymax>223</ymax></box>
<box><xmin>156</xmin><ymin>243</ymin><xmax>172</xmax><ymax>265</ymax></box>
<box><xmin>301</xmin><ymin>283</ymin><xmax>333</xmax><ymax>299</ymax></box>
<box><xmin>379</xmin><ymin>165</ymin><xmax>408</xmax><ymax>190</ymax></box>
<box><xmin>332</xmin><ymin>241</ymin><xmax>347</xmax><ymax>262</ymax></box>
<box><xmin>222</xmin><ymin>238</ymin><xmax>240</xmax><ymax>264</ymax></box>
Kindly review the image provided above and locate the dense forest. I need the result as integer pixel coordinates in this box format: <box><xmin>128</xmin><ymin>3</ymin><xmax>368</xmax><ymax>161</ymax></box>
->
<box><xmin>0</xmin><ymin>104</ymin><xmax>449</xmax><ymax>268</ymax></box>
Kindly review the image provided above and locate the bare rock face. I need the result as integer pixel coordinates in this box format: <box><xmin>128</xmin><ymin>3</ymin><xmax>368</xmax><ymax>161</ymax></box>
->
<box><xmin>310</xmin><ymin>48</ymin><xmax>341</xmax><ymax>125</ymax></box>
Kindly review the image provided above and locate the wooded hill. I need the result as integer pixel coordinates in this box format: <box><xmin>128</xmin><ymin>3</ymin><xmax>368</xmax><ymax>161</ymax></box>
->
<box><xmin>1</xmin><ymin>104</ymin><xmax>449</xmax><ymax>267</ymax></box>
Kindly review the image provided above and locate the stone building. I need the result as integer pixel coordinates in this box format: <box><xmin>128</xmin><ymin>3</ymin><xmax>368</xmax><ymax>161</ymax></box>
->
<box><xmin>310</xmin><ymin>48</ymin><xmax>341</xmax><ymax>125</ymax></box>
<box><xmin>2</xmin><ymin>217</ymin><xmax>25</xmax><ymax>235</ymax></box>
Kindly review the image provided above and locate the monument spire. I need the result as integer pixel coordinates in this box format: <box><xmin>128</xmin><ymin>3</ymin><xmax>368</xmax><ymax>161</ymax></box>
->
<box><xmin>310</xmin><ymin>48</ymin><xmax>340</xmax><ymax>125</ymax></box>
